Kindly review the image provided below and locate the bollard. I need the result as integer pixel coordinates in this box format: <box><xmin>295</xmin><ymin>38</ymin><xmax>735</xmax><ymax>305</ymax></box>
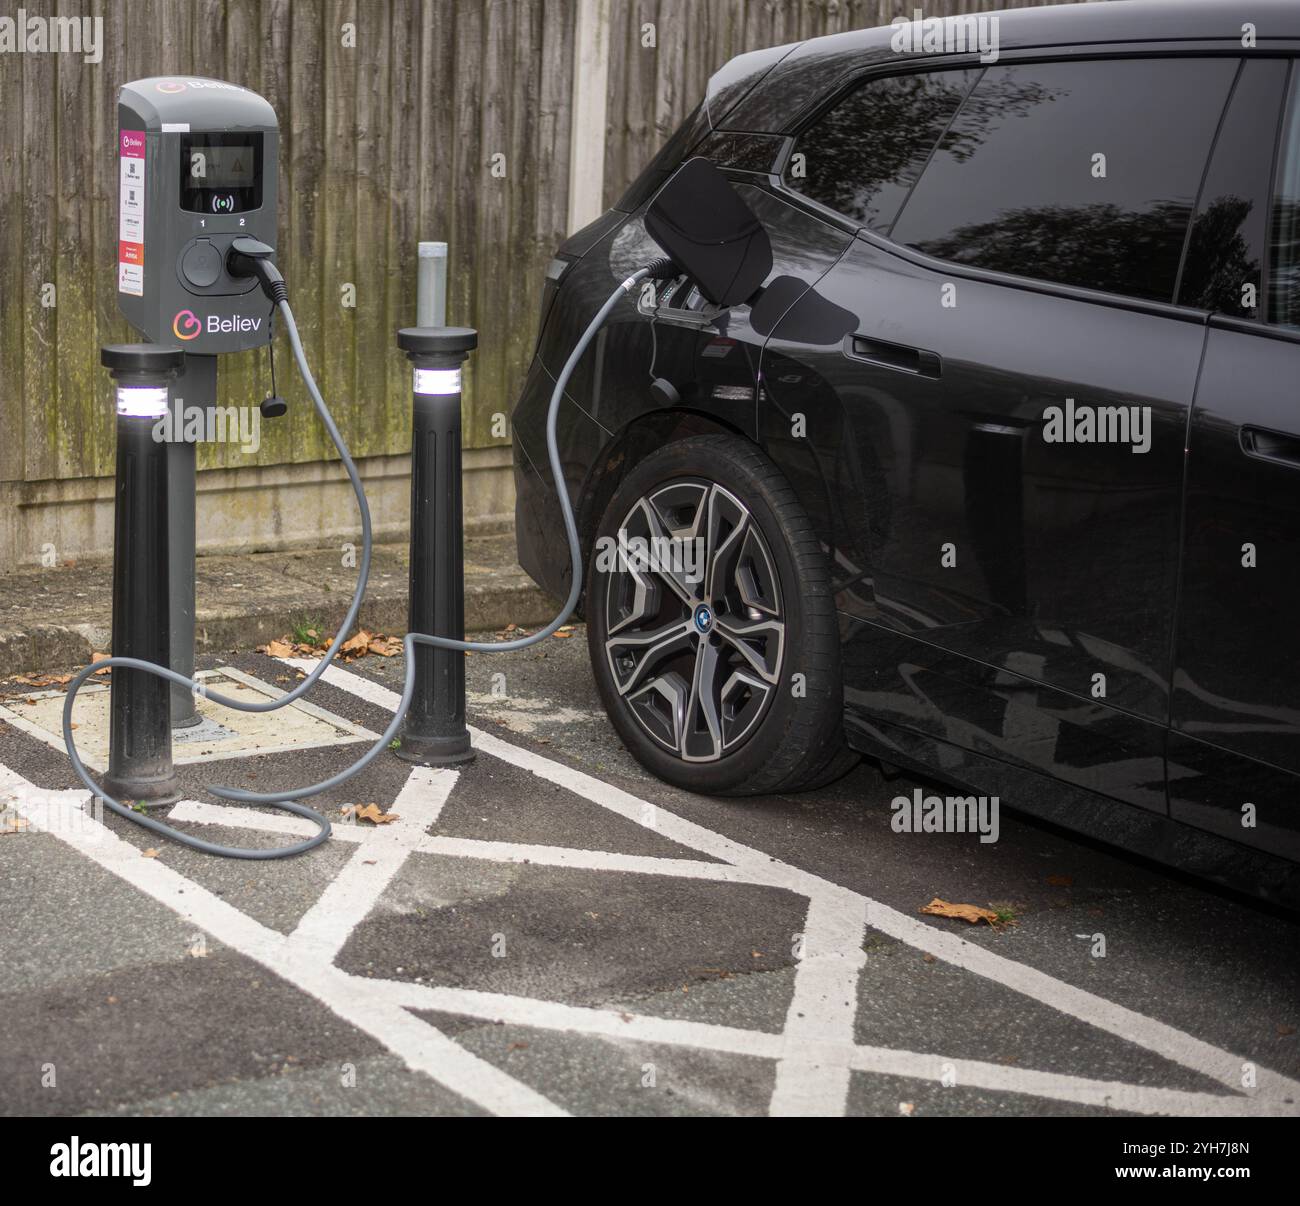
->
<box><xmin>395</xmin><ymin>326</ymin><xmax>478</xmax><ymax>767</ymax></box>
<box><xmin>100</xmin><ymin>344</ymin><xmax>185</xmax><ymax>806</ymax></box>
<box><xmin>417</xmin><ymin>241</ymin><xmax>448</xmax><ymax>328</ymax></box>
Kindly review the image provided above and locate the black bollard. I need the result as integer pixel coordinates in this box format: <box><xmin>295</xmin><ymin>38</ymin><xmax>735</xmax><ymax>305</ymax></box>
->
<box><xmin>100</xmin><ymin>344</ymin><xmax>185</xmax><ymax>806</ymax></box>
<box><xmin>395</xmin><ymin>326</ymin><xmax>478</xmax><ymax>767</ymax></box>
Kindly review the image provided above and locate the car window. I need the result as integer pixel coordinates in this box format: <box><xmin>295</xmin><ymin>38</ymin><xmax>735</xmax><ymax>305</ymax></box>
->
<box><xmin>784</xmin><ymin>68</ymin><xmax>979</xmax><ymax>233</ymax></box>
<box><xmin>1269</xmin><ymin>64</ymin><xmax>1300</xmax><ymax>328</ymax></box>
<box><xmin>1178</xmin><ymin>59</ymin><xmax>1287</xmax><ymax>319</ymax></box>
<box><xmin>889</xmin><ymin>58</ymin><xmax>1238</xmax><ymax>303</ymax></box>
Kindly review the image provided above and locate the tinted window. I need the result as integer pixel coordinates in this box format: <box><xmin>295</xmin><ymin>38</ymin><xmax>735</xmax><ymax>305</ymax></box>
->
<box><xmin>1269</xmin><ymin>65</ymin><xmax>1300</xmax><ymax>328</ymax></box>
<box><xmin>786</xmin><ymin>68</ymin><xmax>978</xmax><ymax>233</ymax></box>
<box><xmin>890</xmin><ymin>58</ymin><xmax>1237</xmax><ymax>302</ymax></box>
<box><xmin>1179</xmin><ymin>59</ymin><xmax>1287</xmax><ymax>317</ymax></box>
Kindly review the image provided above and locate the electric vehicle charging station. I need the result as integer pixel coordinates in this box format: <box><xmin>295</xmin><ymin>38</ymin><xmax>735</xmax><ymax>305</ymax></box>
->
<box><xmin>75</xmin><ymin>77</ymin><xmax>721</xmax><ymax>860</ymax></box>
<box><xmin>117</xmin><ymin>78</ymin><xmax>281</xmax><ymax>729</ymax></box>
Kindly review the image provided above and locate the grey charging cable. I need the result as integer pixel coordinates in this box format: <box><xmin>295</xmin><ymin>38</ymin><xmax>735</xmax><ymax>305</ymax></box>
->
<box><xmin>61</xmin><ymin>259</ymin><xmax>672</xmax><ymax>857</ymax></box>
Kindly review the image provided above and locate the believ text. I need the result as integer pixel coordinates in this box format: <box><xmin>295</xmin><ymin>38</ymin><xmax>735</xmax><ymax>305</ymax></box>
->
<box><xmin>208</xmin><ymin>314</ymin><xmax>262</xmax><ymax>334</ymax></box>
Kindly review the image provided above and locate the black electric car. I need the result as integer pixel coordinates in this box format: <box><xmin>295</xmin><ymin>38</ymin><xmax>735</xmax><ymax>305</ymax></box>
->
<box><xmin>512</xmin><ymin>0</ymin><xmax>1300</xmax><ymax>900</ymax></box>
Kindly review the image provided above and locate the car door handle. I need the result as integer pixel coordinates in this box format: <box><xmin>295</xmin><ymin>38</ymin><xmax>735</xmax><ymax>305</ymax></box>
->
<box><xmin>1241</xmin><ymin>425</ymin><xmax>1300</xmax><ymax>468</ymax></box>
<box><xmin>844</xmin><ymin>334</ymin><xmax>941</xmax><ymax>379</ymax></box>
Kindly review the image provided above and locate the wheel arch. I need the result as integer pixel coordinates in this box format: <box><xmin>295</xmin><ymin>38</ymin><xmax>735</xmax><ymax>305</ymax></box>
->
<box><xmin>574</xmin><ymin>408</ymin><xmax>754</xmax><ymax>614</ymax></box>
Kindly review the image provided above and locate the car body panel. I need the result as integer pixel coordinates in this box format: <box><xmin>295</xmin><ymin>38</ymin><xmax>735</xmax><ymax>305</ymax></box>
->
<box><xmin>511</xmin><ymin>1</ymin><xmax>1300</xmax><ymax>902</ymax></box>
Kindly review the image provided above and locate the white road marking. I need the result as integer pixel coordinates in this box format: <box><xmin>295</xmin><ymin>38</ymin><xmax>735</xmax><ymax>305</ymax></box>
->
<box><xmin>2</xmin><ymin>778</ymin><xmax>564</xmax><ymax>1116</ymax></box>
<box><xmin>290</xmin><ymin>767</ymin><xmax>457</xmax><ymax>962</ymax></box>
<box><xmin>770</xmin><ymin>891</ymin><xmax>869</xmax><ymax>1116</ymax></box>
<box><xmin>2</xmin><ymin>657</ymin><xmax>1297</xmax><ymax>1118</ymax></box>
<box><xmin>168</xmin><ymin>798</ymin><xmax>367</xmax><ymax>840</ymax></box>
<box><xmin>294</xmin><ymin>660</ymin><xmax>1300</xmax><ymax>1111</ymax></box>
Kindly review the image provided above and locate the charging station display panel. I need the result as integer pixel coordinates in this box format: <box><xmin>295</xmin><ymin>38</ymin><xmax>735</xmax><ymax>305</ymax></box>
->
<box><xmin>180</xmin><ymin>133</ymin><xmax>263</xmax><ymax>215</ymax></box>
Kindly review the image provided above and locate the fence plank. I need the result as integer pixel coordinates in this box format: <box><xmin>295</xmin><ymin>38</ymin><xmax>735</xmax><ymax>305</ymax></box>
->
<box><xmin>2</xmin><ymin>0</ymin><xmax>1080</xmax><ymax>493</ymax></box>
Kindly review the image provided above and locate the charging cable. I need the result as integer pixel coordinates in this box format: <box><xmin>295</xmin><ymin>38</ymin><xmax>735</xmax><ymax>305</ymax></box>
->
<box><xmin>61</xmin><ymin>243</ymin><xmax>675</xmax><ymax>858</ymax></box>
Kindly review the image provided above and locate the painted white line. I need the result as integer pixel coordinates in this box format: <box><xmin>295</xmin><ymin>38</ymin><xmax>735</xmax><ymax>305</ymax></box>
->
<box><xmin>290</xmin><ymin>767</ymin><xmax>458</xmax><ymax>962</ymax></box>
<box><xmin>415</xmin><ymin>835</ymin><xmax>769</xmax><ymax>886</ymax></box>
<box><xmin>846</xmin><ymin>1044</ymin><xmax>1286</xmax><ymax>1118</ymax></box>
<box><xmin>167</xmin><ymin>799</ymin><xmax>367</xmax><ymax>841</ymax></box>
<box><xmin>770</xmin><ymin>890</ymin><xmax>869</xmax><ymax>1117</ymax></box>
<box><xmin>2</xmin><ymin>772</ymin><xmax>564</xmax><ymax>1117</ymax></box>
<box><xmin>370</xmin><ymin>976</ymin><xmax>784</xmax><ymax>1058</ymax></box>
<box><xmin>297</xmin><ymin>660</ymin><xmax>1300</xmax><ymax>1113</ymax></box>
<box><xmin>368</xmin><ymin>977</ymin><xmax>1284</xmax><ymax>1118</ymax></box>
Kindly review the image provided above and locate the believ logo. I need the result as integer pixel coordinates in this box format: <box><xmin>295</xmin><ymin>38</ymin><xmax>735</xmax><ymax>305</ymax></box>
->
<box><xmin>172</xmin><ymin>308</ymin><xmax>263</xmax><ymax>340</ymax></box>
<box><xmin>155</xmin><ymin>78</ymin><xmax>245</xmax><ymax>94</ymax></box>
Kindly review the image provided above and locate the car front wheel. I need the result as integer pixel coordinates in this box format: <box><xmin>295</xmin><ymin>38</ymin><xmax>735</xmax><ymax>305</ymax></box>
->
<box><xmin>587</xmin><ymin>433</ymin><xmax>856</xmax><ymax>795</ymax></box>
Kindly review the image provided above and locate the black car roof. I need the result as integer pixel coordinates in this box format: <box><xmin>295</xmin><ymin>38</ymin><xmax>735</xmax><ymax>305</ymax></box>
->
<box><xmin>716</xmin><ymin>0</ymin><xmax>1300</xmax><ymax>133</ymax></box>
<box><xmin>806</xmin><ymin>0</ymin><xmax>1300</xmax><ymax>57</ymax></box>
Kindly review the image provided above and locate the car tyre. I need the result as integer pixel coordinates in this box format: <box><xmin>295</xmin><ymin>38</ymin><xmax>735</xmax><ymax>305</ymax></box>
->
<box><xmin>586</xmin><ymin>433</ymin><xmax>857</xmax><ymax>795</ymax></box>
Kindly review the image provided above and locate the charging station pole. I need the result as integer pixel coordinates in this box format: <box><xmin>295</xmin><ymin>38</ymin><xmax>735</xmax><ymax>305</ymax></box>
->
<box><xmin>395</xmin><ymin>327</ymin><xmax>478</xmax><ymax>767</ymax></box>
<box><xmin>100</xmin><ymin>345</ymin><xmax>185</xmax><ymax>805</ymax></box>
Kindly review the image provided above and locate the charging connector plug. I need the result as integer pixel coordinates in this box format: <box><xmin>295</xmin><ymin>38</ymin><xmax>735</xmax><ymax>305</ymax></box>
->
<box><xmin>227</xmin><ymin>236</ymin><xmax>288</xmax><ymax>304</ymax></box>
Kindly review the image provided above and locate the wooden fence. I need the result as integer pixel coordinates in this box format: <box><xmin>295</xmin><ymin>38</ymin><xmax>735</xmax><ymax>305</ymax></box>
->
<box><xmin>0</xmin><ymin>0</ymin><xmax>1071</xmax><ymax>494</ymax></box>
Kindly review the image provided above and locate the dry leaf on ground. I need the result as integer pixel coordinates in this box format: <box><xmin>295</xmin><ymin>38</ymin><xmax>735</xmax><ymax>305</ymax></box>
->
<box><xmin>368</xmin><ymin>636</ymin><xmax>402</xmax><ymax>657</ymax></box>
<box><xmin>141</xmin><ymin>848</ymin><xmax>160</xmax><ymax>858</ymax></box>
<box><xmin>259</xmin><ymin>639</ymin><xmax>296</xmax><ymax>658</ymax></box>
<box><xmin>920</xmin><ymin>897</ymin><xmax>1001</xmax><ymax>926</ymax></box>
<box><xmin>341</xmin><ymin>630</ymin><xmax>372</xmax><ymax>655</ymax></box>
<box><xmin>344</xmin><ymin>803</ymin><xmax>399</xmax><ymax>825</ymax></box>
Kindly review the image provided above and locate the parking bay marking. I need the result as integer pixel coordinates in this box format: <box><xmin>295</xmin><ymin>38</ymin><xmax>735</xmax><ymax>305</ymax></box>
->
<box><xmin>1</xmin><ymin>659</ymin><xmax>1296</xmax><ymax>1117</ymax></box>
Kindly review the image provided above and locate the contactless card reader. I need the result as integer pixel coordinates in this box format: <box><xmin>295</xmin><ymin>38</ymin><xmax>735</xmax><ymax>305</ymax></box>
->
<box><xmin>117</xmin><ymin>76</ymin><xmax>278</xmax><ymax>354</ymax></box>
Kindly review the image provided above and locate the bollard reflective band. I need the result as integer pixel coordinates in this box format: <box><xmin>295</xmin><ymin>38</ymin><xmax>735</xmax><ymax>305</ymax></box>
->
<box><xmin>413</xmin><ymin>367</ymin><xmax>462</xmax><ymax>396</ymax></box>
<box><xmin>116</xmin><ymin>386</ymin><xmax>170</xmax><ymax>418</ymax></box>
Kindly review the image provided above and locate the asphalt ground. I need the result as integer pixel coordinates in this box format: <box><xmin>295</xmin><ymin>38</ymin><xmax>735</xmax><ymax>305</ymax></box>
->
<box><xmin>0</xmin><ymin>628</ymin><xmax>1297</xmax><ymax>1118</ymax></box>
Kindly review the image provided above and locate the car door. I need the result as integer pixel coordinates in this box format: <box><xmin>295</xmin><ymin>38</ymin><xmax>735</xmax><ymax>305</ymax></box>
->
<box><xmin>1168</xmin><ymin>58</ymin><xmax>1300</xmax><ymax>864</ymax></box>
<box><xmin>761</xmin><ymin>53</ymin><xmax>1241</xmax><ymax>812</ymax></box>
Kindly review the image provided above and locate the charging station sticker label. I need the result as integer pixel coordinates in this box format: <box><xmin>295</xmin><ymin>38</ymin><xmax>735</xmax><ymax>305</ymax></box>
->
<box><xmin>118</xmin><ymin>130</ymin><xmax>146</xmax><ymax>296</ymax></box>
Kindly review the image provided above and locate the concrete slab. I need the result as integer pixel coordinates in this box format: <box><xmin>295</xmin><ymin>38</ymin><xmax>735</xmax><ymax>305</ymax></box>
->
<box><xmin>0</xmin><ymin>667</ymin><xmax>377</xmax><ymax>771</ymax></box>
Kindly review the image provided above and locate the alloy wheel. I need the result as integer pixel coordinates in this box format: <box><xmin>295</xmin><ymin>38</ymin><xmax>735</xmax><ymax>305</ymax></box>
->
<box><xmin>602</xmin><ymin>479</ymin><xmax>786</xmax><ymax>762</ymax></box>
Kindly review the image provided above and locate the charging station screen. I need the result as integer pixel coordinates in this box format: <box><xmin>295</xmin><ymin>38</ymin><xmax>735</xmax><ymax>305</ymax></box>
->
<box><xmin>180</xmin><ymin>133</ymin><xmax>262</xmax><ymax>215</ymax></box>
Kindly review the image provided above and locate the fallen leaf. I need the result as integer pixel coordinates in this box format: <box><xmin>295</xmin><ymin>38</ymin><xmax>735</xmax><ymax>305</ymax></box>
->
<box><xmin>260</xmin><ymin>639</ymin><xmax>296</xmax><ymax>658</ymax></box>
<box><xmin>341</xmin><ymin>630</ymin><xmax>373</xmax><ymax>656</ymax></box>
<box><xmin>368</xmin><ymin>636</ymin><xmax>402</xmax><ymax>657</ymax></box>
<box><xmin>344</xmin><ymin>803</ymin><xmax>399</xmax><ymax>825</ymax></box>
<box><xmin>91</xmin><ymin>652</ymin><xmax>112</xmax><ymax>675</ymax></box>
<box><xmin>1278</xmin><ymin>1023</ymin><xmax>1296</xmax><ymax>1037</ymax></box>
<box><xmin>920</xmin><ymin>897</ymin><xmax>1001</xmax><ymax>926</ymax></box>
<box><xmin>552</xmin><ymin>631</ymin><xmax>572</xmax><ymax>639</ymax></box>
<box><xmin>507</xmin><ymin>1041</ymin><xmax>530</xmax><ymax>1052</ymax></box>
<box><xmin>142</xmin><ymin>848</ymin><xmax>160</xmax><ymax>858</ymax></box>
<box><xmin>922</xmin><ymin>952</ymin><xmax>937</xmax><ymax>963</ymax></box>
